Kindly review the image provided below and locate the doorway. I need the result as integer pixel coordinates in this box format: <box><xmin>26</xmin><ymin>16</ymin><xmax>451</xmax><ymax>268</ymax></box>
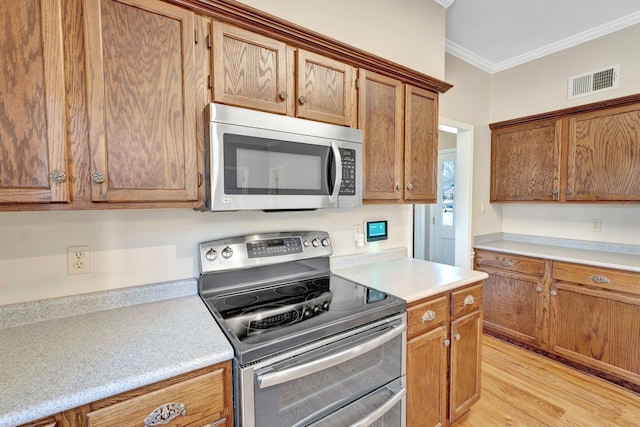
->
<box><xmin>413</xmin><ymin>119</ymin><xmax>474</xmax><ymax>269</ymax></box>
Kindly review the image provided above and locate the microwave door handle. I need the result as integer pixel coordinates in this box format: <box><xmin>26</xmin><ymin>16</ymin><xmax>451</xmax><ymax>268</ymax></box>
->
<box><xmin>329</xmin><ymin>142</ymin><xmax>342</xmax><ymax>204</ymax></box>
<box><xmin>348</xmin><ymin>387</ymin><xmax>406</xmax><ymax>427</ymax></box>
<box><xmin>256</xmin><ymin>322</ymin><xmax>406</xmax><ymax>389</ymax></box>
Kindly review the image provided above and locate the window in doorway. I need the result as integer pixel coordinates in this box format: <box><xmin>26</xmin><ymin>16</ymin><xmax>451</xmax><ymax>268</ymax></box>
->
<box><xmin>441</xmin><ymin>160</ymin><xmax>455</xmax><ymax>226</ymax></box>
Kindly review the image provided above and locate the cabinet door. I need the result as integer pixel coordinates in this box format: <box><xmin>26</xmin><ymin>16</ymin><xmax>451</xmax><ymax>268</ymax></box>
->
<box><xmin>84</xmin><ymin>0</ymin><xmax>198</xmax><ymax>202</ymax></box>
<box><xmin>479</xmin><ymin>267</ymin><xmax>545</xmax><ymax>346</ymax></box>
<box><xmin>567</xmin><ymin>103</ymin><xmax>640</xmax><ymax>201</ymax></box>
<box><xmin>449</xmin><ymin>311</ymin><xmax>482</xmax><ymax>423</ymax></box>
<box><xmin>550</xmin><ymin>281</ymin><xmax>640</xmax><ymax>384</ymax></box>
<box><xmin>212</xmin><ymin>22</ymin><xmax>291</xmax><ymax>115</ymax></box>
<box><xmin>404</xmin><ymin>85</ymin><xmax>437</xmax><ymax>203</ymax></box>
<box><xmin>0</xmin><ymin>0</ymin><xmax>68</xmax><ymax>203</ymax></box>
<box><xmin>296</xmin><ymin>50</ymin><xmax>353</xmax><ymax>126</ymax></box>
<box><xmin>407</xmin><ymin>325</ymin><xmax>448</xmax><ymax>427</ymax></box>
<box><xmin>491</xmin><ymin>119</ymin><xmax>562</xmax><ymax>201</ymax></box>
<box><xmin>359</xmin><ymin>69</ymin><xmax>404</xmax><ymax>202</ymax></box>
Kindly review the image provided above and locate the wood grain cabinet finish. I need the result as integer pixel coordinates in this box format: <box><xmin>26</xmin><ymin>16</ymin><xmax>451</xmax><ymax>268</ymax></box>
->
<box><xmin>406</xmin><ymin>283</ymin><xmax>482</xmax><ymax>427</ymax></box>
<box><xmin>18</xmin><ymin>362</ymin><xmax>233</xmax><ymax>427</ymax></box>
<box><xmin>0</xmin><ymin>0</ymin><xmax>69</xmax><ymax>204</ymax></box>
<box><xmin>359</xmin><ymin>69</ymin><xmax>438</xmax><ymax>204</ymax></box>
<box><xmin>83</xmin><ymin>0</ymin><xmax>198</xmax><ymax>203</ymax></box>
<box><xmin>490</xmin><ymin>119</ymin><xmax>562</xmax><ymax>202</ymax></box>
<box><xmin>474</xmin><ymin>250</ymin><xmax>547</xmax><ymax>347</ymax></box>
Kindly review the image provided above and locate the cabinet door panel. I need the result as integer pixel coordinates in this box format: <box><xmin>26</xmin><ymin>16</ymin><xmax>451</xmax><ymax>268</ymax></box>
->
<box><xmin>359</xmin><ymin>69</ymin><xmax>404</xmax><ymax>201</ymax></box>
<box><xmin>84</xmin><ymin>0</ymin><xmax>197</xmax><ymax>202</ymax></box>
<box><xmin>407</xmin><ymin>325</ymin><xmax>448</xmax><ymax>427</ymax></box>
<box><xmin>296</xmin><ymin>50</ymin><xmax>353</xmax><ymax>126</ymax></box>
<box><xmin>568</xmin><ymin>104</ymin><xmax>640</xmax><ymax>201</ymax></box>
<box><xmin>449</xmin><ymin>311</ymin><xmax>482</xmax><ymax>423</ymax></box>
<box><xmin>550</xmin><ymin>282</ymin><xmax>640</xmax><ymax>383</ymax></box>
<box><xmin>404</xmin><ymin>85</ymin><xmax>437</xmax><ymax>203</ymax></box>
<box><xmin>212</xmin><ymin>22</ymin><xmax>290</xmax><ymax>115</ymax></box>
<box><xmin>0</xmin><ymin>0</ymin><xmax>68</xmax><ymax>203</ymax></box>
<box><xmin>491</xmin><ymin>119</ymin><xmax>561</xmax><ymax>201</ymax></box>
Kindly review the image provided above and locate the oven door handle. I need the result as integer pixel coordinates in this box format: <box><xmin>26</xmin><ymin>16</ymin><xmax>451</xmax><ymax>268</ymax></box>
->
<box><xmin>349</xmin><ymin>387</ymin><xmax>406</xmax><ymax>427</ymax></box>
<box><xmin>256</xmin><ymin>322</ymin><xmax>406</xmax><ymax>389</ymax></box>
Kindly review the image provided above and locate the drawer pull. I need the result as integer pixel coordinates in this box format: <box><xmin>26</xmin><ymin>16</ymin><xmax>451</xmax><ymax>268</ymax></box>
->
<box><xmin>144</xmin><ymin>402</ymin><xmax>186</xmax><ymax>426</ymax></box>
<box><xmin>589</xmin><ymin>274</ymin><xmax>610</xmax><ymax>284</ymax></box>
<box><xmin>463</xmin><ymin>295</ymin><xmax>475</xmax><ymax>306</ymax></box>
<box><xmin>421</xmin><ymin>310</ymin><xmax>436</xmax><ymax>322</ymax></box>
<box><xmin>501</xmin><ymin>259</ymin><xmax>514</xmax><ymax>267</ymax></box>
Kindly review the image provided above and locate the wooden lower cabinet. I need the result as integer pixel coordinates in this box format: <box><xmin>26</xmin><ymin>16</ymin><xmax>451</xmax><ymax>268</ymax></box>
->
<box><xmin>19</xmin><ymin>361</ymin><xmax>232</xmax><ymax>427</ymax></box>
<box><xmin>406</xmin><ymin>283</ymin><xmax>482</xmax><ymax>426</ymax></box>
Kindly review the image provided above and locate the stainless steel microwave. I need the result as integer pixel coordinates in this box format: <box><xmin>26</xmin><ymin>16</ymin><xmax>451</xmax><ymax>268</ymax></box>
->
<box><xmin>202</xmin><ymin>103</ymin><xmax>362</xmax><ymax>211</ymax></box>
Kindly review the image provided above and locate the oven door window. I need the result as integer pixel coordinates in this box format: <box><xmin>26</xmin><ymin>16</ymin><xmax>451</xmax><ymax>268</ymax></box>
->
<box><xmin>252</xmin><ymin>321</ymin><xmax>404</xmax><ymax>427</ymax></box>
<box><xmin>223</xmin><ymin>133</ymin><xmax>333</xmax><ymax>195</ymax></box>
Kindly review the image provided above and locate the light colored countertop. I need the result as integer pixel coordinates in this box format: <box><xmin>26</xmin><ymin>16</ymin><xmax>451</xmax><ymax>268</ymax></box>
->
<box><xmin>334</xmin><ymin>257</ymin><xmax>488</xmax><ymax>304</ymax></box>
<box><xmin>474</xmin><ymin>240</ymin><xmax>640</xmax><ymax>273</ymax></box>
<box><xmin>0</xmin><ymin>284</ymin><xmax>233</xmax><ymax>427</ymax></box>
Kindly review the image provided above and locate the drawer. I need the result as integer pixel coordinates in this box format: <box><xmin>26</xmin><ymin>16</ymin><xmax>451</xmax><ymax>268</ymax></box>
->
<box><xmin>475</xmin><ymin>250</ymin><xmax>544</xmax><ymax>277</ymax></box>
<box><xmin>407</xmin><ymin>295</ymin><xmax>449</xmax><ymax>339</ymax></box>
<box><xmin>553</xmin><ymin>262</ymin><xmax>640</xmax><ymax>296</ymax></box>
<box><xmin>451</xmin><ymin>284</ymin><xmax>483</xmax><ymax>318</ymax></box>
<box><xmin>87</xmin><ymin>368</ymin><xmax>226</xmax><ymax>427</ymax></box>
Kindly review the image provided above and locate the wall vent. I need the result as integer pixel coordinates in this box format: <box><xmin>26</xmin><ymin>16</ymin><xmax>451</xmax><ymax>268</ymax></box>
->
<box><xmin>568</xmin><ymin>64</ymin><xmax>619</xmax><ymax>99</ymax></box>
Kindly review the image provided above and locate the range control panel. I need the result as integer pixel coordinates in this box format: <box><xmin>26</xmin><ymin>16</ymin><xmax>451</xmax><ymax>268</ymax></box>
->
<box><xmin>199</xmin><ymin>231</ymin><xmax>332</xmax><ymax>274</ymax></box>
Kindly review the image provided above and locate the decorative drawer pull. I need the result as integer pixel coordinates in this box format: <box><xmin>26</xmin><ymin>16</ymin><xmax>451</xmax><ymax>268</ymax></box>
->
<box><xmin>91</xmin><ymin>172</ymin><xmax>106</xmax><ymax>184</ymax></box>
<box><xmin>463</xmin><ymin>295</ymin><xmax>475</xmax><ymax>306</ymax></box>
<box><xmin>454</xmin><ymin>333</ymin><xmax>461</xmax><ymax>341</ymax></box>
<box><xmin>589</xmin><ymin>275</ymin><xmax>610</xmax><ymax>284</ymax></box>
<box><xmin>50</xmin><ymin>170</ymin><xmax>66</xmax><ymax>183</ymax></box>
<box><xmin>144</xmin><ymin>402</ymin><xmax>186</xmax><ymax>426</ymax></box>
<box><xmin>501</xmin><ymin>259</ymin><xmax>514</xmax><ymax>267</ymax></box>
<box><xmin>421</xmin><ymin>310</ymin><xmax>436</xmax><ymax>323</ymax></box>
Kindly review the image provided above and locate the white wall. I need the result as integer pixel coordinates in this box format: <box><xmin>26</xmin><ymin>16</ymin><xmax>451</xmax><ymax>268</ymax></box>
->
<box><xmin>491</xmin><ymin>23</ymin><xmax>640</xmax><ymax>245</ymax></box>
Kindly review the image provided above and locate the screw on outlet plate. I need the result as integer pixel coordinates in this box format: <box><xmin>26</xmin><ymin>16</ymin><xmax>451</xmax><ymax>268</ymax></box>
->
<box><xmin>67</xmin><ymin>246</ymin><xmax>90</xmax><ymax>275</ymax></box>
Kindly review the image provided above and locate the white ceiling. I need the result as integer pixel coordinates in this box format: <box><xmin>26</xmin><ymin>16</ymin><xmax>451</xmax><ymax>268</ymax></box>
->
<box><xmin>441</xmin><ymin>0</ymin><xmax>640</xmax><ymax>73</ymax></box>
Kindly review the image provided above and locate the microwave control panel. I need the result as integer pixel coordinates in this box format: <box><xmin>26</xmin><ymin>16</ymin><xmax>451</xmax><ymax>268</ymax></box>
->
<box><xmin>339</xmin><ymin>148</ymin><xmax>357</xmax><ymax>196</ymax></box>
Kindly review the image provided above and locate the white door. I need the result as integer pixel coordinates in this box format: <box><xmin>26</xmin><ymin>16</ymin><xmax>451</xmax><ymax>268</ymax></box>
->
<box><xmin>430</xmin><ymin>149</ymin><xmax>456</xmax><ymax>265</ymax></box>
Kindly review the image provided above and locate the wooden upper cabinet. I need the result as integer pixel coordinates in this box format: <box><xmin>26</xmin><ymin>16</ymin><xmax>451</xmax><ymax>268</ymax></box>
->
<box><xmin>359</xmin><ymin>70</ymin><xmax>404</xmax><ymax>202</ymax></box>
<box><xmin>211</xmin><ymin>21</ymin><xmax>292</xmax><ymax>115</ymax></box>
<box><xmin>0</xmin><ymin>0</ymin><xmax>69</xmax><ymax>204</ymax></box>
<box><xmin>83</xmin><ymin>0</ymin><xmax>198</xmax><ymax>203</ymax></box>
<box><xmin>296</xmin><ymin>50</ymin><xmax>354</xmax><ymax>126</ymax></box>
<box><xmin>567</xmin><ymin>103</ymin><xmax>640</xmax><ymax>201</ymax></box>
<box><xmin>491</xmin><ymin>119</ymin><xmax>562</xmax><ymax>202</ymax></box>
<box><xmin>404</xmin><ymin>85</ymin><xmax>438</xmax><ymax>203</ymax></box>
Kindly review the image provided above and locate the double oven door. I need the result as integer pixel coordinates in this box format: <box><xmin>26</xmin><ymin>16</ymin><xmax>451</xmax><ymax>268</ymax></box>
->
<box><xmin>236</xmin><ymin>313</ymin><xmax>406</xmax><ymax>427</ymax></box>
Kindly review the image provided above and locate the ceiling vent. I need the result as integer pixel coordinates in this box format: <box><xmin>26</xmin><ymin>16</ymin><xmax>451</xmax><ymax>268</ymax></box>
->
<box><xmin>568</xmin><ymin>64</ymin><xmax>619</xmax><ymax>99</ymax></box>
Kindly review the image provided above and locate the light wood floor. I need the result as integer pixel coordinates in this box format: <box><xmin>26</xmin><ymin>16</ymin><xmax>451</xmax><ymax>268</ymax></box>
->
<box><xmin>455</xmin><ymin>335</ymin><xmax>640</xmax><ymax>427</ymax></box>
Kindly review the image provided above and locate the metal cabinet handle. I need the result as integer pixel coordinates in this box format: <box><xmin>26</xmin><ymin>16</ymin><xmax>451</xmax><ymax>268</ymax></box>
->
<box><xmin>421</xmin><ymin>310</ymin><xmax>436</xmax><ymax>323</ymax></box>
<box><xmin>279</xmin><ymin>91</ymin><xmax>288</xmax><ymax>100</ymax></box>
<box><xmin>50</xmin><ymin>170</ymin><xmax>66</xmax><ymax>183</ymax></box>
<box><xmin>91</xmin><ymin>172</ymin><xmax>106</xmax><ymax>184</ymax></box>
<box><xmin>454</xmin><ymin>333</ymin><xmax>461</xmax><ymax>341</ymax></box>
<box><xmin>536</xmin><ymin>286</ymin><xmax>543</xmax><ymax>293</ymax></box>
<box><xmin>550</xmin><ymin>290</ymin><xmax>557</xmax><ymax>297</ymax></box>
<box><xmin>407</xmin><ymin>183</ymin><xmax>414</xmax><ymax>190</ymax></box>
<box><xmin>144</xmin><ymin>402</ymin><xmax>186</xmax><ymax>426</ymax></box>
<box><xmin>299</xmin><ymin>95</ymin><xmax>307</xmax><ymax>104</ymax></box>
<box><xmin>589</xmin><ymin>275</ymin><xmax>610</xmax><ymax>284</ymax></box>
<box><xmin>463</xmin><ymin>295</ymin><xmax>475</xmax><ymax>306</ymax></box>
<box><xmin>444</xmin><ymin>339</ymin><xmax>451</xmax><ymax>347</ymax></box>
<box><xmin>501</xmin><ymin>259</ymin><xmax>514</xmax><ymax>267</ymax></box>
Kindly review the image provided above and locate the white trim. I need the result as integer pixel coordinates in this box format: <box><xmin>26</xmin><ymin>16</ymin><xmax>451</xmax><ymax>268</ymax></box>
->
<box><xmin>433</xmin><ymin>0</ymin><xmax>456</xmax><ymax>9</ymax></box>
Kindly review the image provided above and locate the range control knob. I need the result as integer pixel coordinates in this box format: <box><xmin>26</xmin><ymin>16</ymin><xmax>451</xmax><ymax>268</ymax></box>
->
<box><xmin>303</xmin><ymin>239</ymin><xmax>310</xmax><ymax>247</ymax></box>
<box><xmin>321</xmin><ymin>238</ymin><xmax>330</xmax><ymax>247</ymax></box>
<box><xmin>221</xmin><ymin>246</ymin><xmax>234</xmax><ymax>259</ymax></box>
<box><xmin>312</xmin><ymin>305</ymin><xmax>320</xmax><ymax>314</ymax></box>
<box><xmin>205</xmin><ymin>249</ymin><xmax>218</xmax><ymax>261</ymax></box>
<box><xmin>311</xmin><ymin>238</ymin><xmax>320</xmax><ymax>247</ymax></box>
<box><xmin>322</xmin><ymin>301</ymin><xmax>330</xmax><ymax>310</ymax></box>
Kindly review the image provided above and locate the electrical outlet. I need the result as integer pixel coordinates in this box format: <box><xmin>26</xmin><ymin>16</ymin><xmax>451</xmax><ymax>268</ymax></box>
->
<box><xmin>589</xmin><ymin>218</ymin><xmax>602</xmax><ymax>232</ymax></box>
<box><xmin>67</xmin><ymin>246</ymin><xmax>90</xmax><ymax>275</ymax></box>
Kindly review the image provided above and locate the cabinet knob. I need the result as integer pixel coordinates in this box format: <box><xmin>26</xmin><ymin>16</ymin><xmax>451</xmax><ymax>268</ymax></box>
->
<box><xmin>91</xmin><ymin>172</ymin><xmax>106</xmax><ymax>184</ymax></box>
<box><xmin>463</xmin><ymin>295</ymin><xmax>475</xmax><ymax>306</ymax></box>
<box><xmin>501</xmin><ymin>259</ymin><xmax>514</xmax><ymax>267</ymax></box>
<box><xmin>421</xmin><ymin>310</ymin><xmax>436</xmax><ymax>323</ymax></box>
<box><xmin>589</xmin><ymin>274</ymin><xmax>610</xmax><ymax>284</ymax></box>
<box><xmin>144</xmin><ymin>402</ymin><xmax>186</xmax><ymax>426</ymax></box>
<box><xmin>395</xmin><ymin>184</ymin><xmax>402</xmax><ymax>190</ymax></box>
<box><xmin>279</xmin><ymin>91</ymin><xmax>289</xmax><ymax>100</ymax></box>
<box><xmin>454</xmin><ymin>333</ymin><xmax>461</xmax><ymax>341</ymax></box>
<box><xmin>444</xmin><ymin>339</ymin><xmax>451</xmax><ymax>347</ymax></box>
<box><xmin>298</xmin><ymin>95</ymin><xmax>307</xmax><ymax>104</ymax></box>
<box><xmin>50</xmin><ymin>170</ymin><xmax>66</xmax><ymax>183</ymax></box>
<box><xmin>550</xmin><ymin>290</ymin><xmax>557</xmax><ymax>297</ymax></box>
<box><xmin>407</xmin><ymin>183</ymin><xmax>414</xmax><ymax>190</ymax></box>
<box><xmin>566</xmin><ymin>189</ymin><xmax>574</xmax><ymax>195</ymax></box>
<box><xmin>552</xmin><ymin>188</ymin><xmax>559</xmax><ymax>195</ymax></box>
<box><xmin>536</xmin><ymin>286</ymin><xmax>543</xmax><ymax>293</ymax></box>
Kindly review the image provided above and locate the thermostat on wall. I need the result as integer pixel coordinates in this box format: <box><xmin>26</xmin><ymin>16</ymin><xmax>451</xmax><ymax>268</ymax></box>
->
<box><xmin>364</xmin><ymin>220</ymin><xmax>388</xmax><ymax>242</ymax></box>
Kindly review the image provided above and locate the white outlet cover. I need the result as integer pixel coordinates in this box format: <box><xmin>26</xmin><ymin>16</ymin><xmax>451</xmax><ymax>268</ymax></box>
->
<box><xmin>67</xmin><ymin>245</ymin><xmax>91</xmax><ymax>275</ymax></box>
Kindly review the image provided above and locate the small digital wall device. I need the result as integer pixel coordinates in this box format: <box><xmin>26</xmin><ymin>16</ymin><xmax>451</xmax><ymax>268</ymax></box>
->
<box><xmin>364</xmin><ymin>220</ymin><xmax>388</xmax><ymax>242</ymax></box>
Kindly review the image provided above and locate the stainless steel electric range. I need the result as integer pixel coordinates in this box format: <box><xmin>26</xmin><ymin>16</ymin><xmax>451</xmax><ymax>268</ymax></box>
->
<box><xmin>198</xmin><ymin>231</ymin><xmax>407</xmax><ymax>427</ymax></box>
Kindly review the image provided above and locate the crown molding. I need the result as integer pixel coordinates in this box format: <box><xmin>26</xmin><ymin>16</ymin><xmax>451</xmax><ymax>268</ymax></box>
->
<box><xmin>433</xmin><ymin>0</ymin><xmax>456</xmax><ymax>9</ymax></box>
<box><xmin>445</xmin><ymin>40</ymin><xmax>494</xmax><ymax>73</ymax></box>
